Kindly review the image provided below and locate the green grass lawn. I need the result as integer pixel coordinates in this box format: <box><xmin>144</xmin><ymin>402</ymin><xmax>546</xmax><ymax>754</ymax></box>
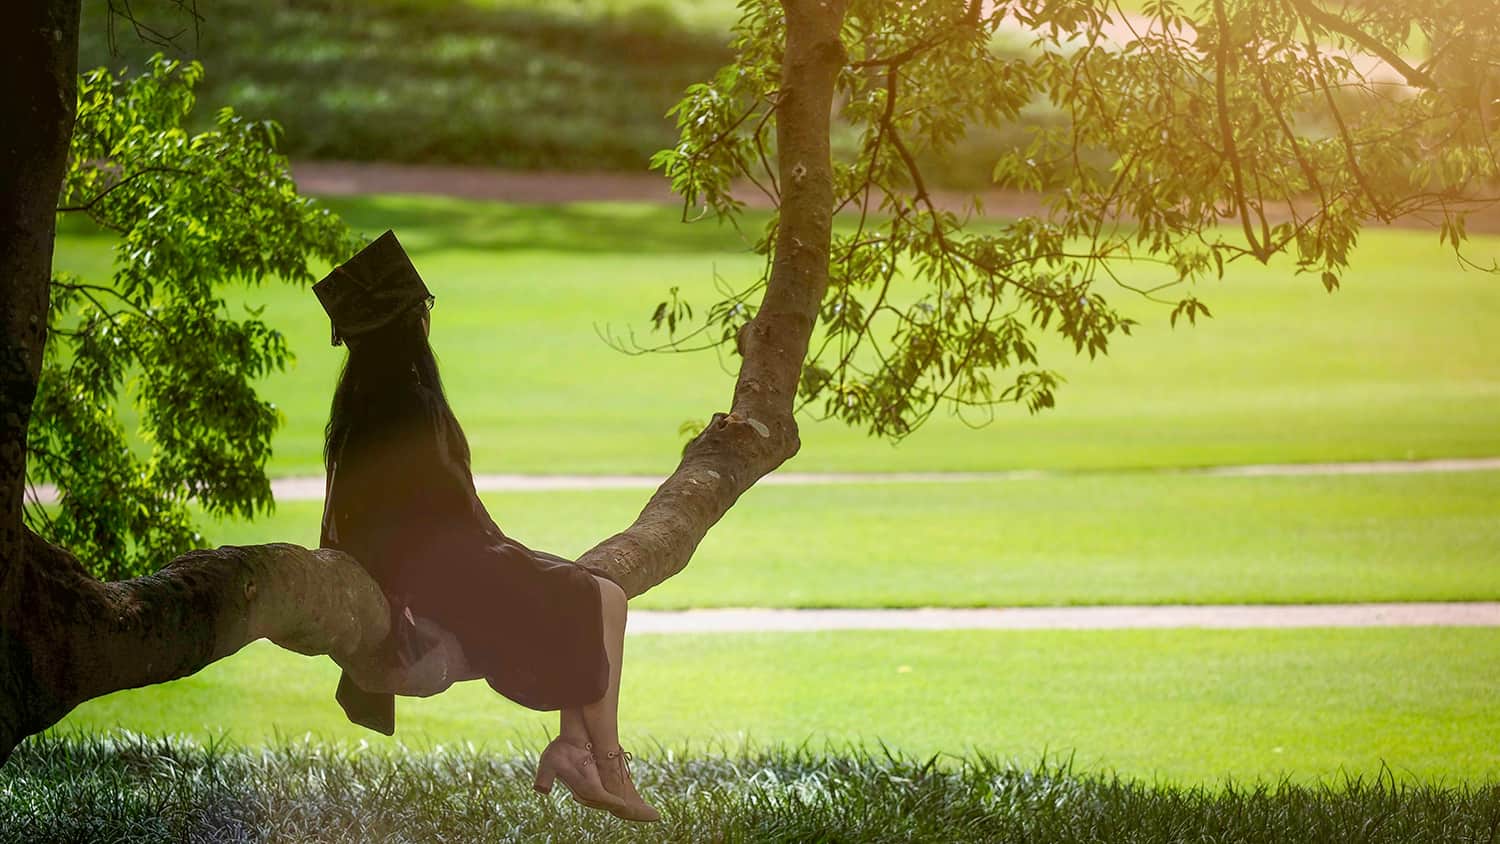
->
<box><xmin>51</xmin><ymin>195</ymin><xmax>1500</xmax><ymax>478</ymax></box>
<box><xmin>11</xmin><ymin>736</ymin><xmax>1497</xmax><ymax>843</ymax></box>
<box><xmin>207</xmin><ymin>470</ymin><xmax>1500</xmax><ymax>608</ymax></box>
<box><xmin>53</xmin><ymin>628</ymin><xmax>1500</xmax><ymax>784</ymax></box>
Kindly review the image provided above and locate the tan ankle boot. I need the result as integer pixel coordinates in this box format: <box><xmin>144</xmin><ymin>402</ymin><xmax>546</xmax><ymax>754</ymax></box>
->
<box><xmin>533</xmin><ymin>738</ymin><xmax>626</xmax><ymax>813</ymax></box>
<box><xmin>594</xmin><ymin>746</ymin><xmax>661</xmax><ymax>822</ymax></box>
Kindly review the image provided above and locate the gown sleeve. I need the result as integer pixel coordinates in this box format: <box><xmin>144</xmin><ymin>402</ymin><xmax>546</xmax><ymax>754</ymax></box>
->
<box><xmin>321</xmin><ymin>388</ymin><xmax>462</xmax><ymax>735</ymax></box>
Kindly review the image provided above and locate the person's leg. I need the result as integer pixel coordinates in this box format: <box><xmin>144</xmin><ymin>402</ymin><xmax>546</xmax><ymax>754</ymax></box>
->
<box><xmin>579</xmin><ymin>575</ymin><xmax>659</xmax><ymax>821</ymax></box>
<box><xmin>558</xmin><ymin>706</ymin><xmax>590</xmax><ymax>747</ymax></box>
<box><xmin>533</xmin><ymin>577</ymin><xmax>630</xmax><ymax>810</ymax></box>
<box><xmin>577</xmin><ymin>575</ymin><xmax>626</xmax><ymax>750</ymax></box>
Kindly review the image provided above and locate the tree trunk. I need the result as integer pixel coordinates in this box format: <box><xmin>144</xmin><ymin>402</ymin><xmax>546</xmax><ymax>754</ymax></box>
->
<box><xmin>1</xmin><ymin>1</ymin><xmax>78</xmax><ymax>569</ymax></box>
<box><xmin>0</xmin><ymin>0</ymin><xmax>82</xmax><ymax>763</ymax></box>
<box><xmin>579</xmin><ymin>0</ymin><xmax>850</xmax><ymax>597</ymax></box>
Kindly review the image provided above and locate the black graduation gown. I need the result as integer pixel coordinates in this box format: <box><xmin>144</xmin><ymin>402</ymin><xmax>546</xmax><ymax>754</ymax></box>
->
<box><xmin>320</xmin><ymin>382</ymin><xmax>610</xmax><ymax>735</ymax></box>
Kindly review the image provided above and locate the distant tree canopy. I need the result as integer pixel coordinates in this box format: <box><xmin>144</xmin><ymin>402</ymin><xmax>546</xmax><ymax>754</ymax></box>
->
<box><xmin>30</xmin><ymin>57</ymin><xmax>353</xmax><ymax>579</ymax></box>
<box><xmin>75</xmin><ymin>0</ymin><xmax>738</xmax><ymax>174</ymax></box>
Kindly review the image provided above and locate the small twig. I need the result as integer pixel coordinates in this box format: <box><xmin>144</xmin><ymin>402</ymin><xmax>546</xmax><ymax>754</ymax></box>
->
<box><xmin>56</xmin><ymin>165</ymin><xmax>200</xmax><ymax>213</ymax></box>
<box><xmin>850</xmin><ymin>0</ymin><xmax>984</xmax><ymax>69</ymax></box>
<box><xmin>51</xmin><ymin>281</ymin><xmax>167</xmax><ymax>329</ymax></box>
<box><xmin>1211</xmin><ymin>0</ymin><xmax>1268</xmax><ymax>260</ymax></box>
<box><xmin>1287</xmin><ymin>0</ymin><xmax>1436</xmax><ymax>89</ymax></box>
<box><xmin>751</xmin><ymin>103</ymin><xmax>781</xmax><ymax>200</ymax></box>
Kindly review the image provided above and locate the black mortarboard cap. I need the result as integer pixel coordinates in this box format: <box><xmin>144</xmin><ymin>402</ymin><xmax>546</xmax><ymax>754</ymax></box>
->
<box><xmin>314</xmin><ymin>230</ymin><xmax>434</xmax><ymax>346</ymax></box>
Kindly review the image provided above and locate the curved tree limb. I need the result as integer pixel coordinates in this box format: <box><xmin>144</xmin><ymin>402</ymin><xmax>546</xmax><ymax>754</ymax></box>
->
<box><xmin>0</xmin><ymin>528</ymin><xmax>464</xmax><ymax>761</ymax></box>
<box><xmin>579</xmin><ymin>0</ymin><xmax>850</xmax><ymax>597</ymax></box>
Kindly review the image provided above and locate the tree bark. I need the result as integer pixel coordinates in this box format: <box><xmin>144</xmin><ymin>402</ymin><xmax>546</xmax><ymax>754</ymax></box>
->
<box><xmin>579</xmin><ymin>0</ymin><xmax>850</xmax><ymax>597</ymax></box>
<box><xmin>0</xmin><ymin>0</ymin><xmax>82</xmax><ymax>764</ymax></box>
<box><xmin>0</xmin><ymin>529</ymin><xmax>421</xmax><ymax>759</ymax></box>
<box><xmin>1</xmin><ymin>0</ymin><xmax>79</xmax><ymax>575</ymax></box>
<box><xmin>3</xmin><ymin>525</ymin><xmax>472</xmax><ymax>762</ymax></box>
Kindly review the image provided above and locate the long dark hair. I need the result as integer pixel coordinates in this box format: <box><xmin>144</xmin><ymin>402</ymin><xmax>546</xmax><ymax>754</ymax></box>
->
<box><xmin>323</xmin><ymin>309</ymin><xmax>473</xmax><ymax>482</ymax></box>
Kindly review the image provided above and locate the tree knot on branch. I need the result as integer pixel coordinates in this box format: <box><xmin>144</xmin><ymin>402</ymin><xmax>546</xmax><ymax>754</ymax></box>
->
<box><xmin>810</xmin><ymin>33</ymin><xmax>848</xmax><ymax>68</ymax></box>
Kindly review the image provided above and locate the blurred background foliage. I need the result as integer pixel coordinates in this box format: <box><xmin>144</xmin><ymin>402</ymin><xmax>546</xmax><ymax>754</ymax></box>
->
<box><xmin>77</xmin><ymin>0</ymin><xmax>1068</xmax><ymax>188</ymax></box>
<box><xmin>79</xmin><ymin>0</ymin><xmax>740</xmax><ymax>171</ymax></box>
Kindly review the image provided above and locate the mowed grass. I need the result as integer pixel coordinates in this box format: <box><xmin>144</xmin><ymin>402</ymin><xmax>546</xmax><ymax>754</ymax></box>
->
<box><xmin>12</xmin><ymin>739</ymin><xmax>1500</xmax><ymax>844</ymax></box>
<box><xmin>52</xmin><ymin>628</ymin><xmax>1500</xmax><ymax>784</ymax></box>
<box><xmin>51</xmin><ymin>194</ymin><xmax>1500</xmax><ymax>478</ymax></box>
<box><xmin>8</xmin><ymin>737</ymin><xmax>1499</xmax><ymax>844</ymax></box>
<box><xmin>205</xmin><ymin>470</ymin><xmax>1500</xmax><ymax>608</ymax></box>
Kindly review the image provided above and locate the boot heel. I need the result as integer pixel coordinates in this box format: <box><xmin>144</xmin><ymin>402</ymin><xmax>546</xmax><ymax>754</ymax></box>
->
<box><xmin>533</xmin><ymin>738</ymin><xmax>626</xmax><ymax>812</ymax></box>
<box><xmin>532</xmin><ymin>765</ymin><xmax>556</xmax><ymax>794</ymax></box>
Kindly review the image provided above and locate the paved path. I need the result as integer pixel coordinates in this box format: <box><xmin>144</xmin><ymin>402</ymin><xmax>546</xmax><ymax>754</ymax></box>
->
<box><xmin>292</xmin><ymin>160</ymin><xmax>1046</xmax><ymax>217</ymax></box>
<box><xmin>295</xmin><ymin>158</ymin><xmax>1500</xmax><ymax>237</ymax></box>
<box><xmin>627</xmin><ymin>602</ymin><xmax>1500</xmax><ymax>634</ymax></box>
<box><xmin>293</xmin><ymin>160</ymin><xmax>1500</xmax><ymax>233</ymax></box>
<box><xmin>256</xmin><ymin>456</ymin><xmax>1500</xmax><ymax>501</ymax></box>
<box><xmin>26</xmin><ymin>457</ymin><xmax>1500</xmax><ymax>505</ymax></box>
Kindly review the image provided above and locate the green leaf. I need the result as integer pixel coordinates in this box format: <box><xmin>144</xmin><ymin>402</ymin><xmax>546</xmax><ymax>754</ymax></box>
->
<box><xmin>32</xmin><ymin>56</ymin><xmax>354</xmax><ymax>579</ymax></box>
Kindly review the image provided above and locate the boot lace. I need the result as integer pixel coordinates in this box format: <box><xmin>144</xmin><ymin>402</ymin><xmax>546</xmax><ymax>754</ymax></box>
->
<box><xmin>602</xmin><ymin>748</ymin><xmax>635</xmax><ymax>776</ymax></box>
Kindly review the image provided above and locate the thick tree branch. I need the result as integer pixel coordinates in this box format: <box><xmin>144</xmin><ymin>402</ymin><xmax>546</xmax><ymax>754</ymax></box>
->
<box><xmin>579</xmin><ymin>0</ymin><xmax>850</xmax><ymax>596</ymax></box>
<box><xmin>1</xmin><ymin>528</ymin><xmax>461</xmax><ymax>761</ymax></box>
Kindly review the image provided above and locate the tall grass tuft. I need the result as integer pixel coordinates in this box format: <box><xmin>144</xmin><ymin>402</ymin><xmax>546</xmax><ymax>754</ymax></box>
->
<box><xmin>3</xmin><ymin>732</ymin><xmax>1498</xmax><ymax>842</ymax></box>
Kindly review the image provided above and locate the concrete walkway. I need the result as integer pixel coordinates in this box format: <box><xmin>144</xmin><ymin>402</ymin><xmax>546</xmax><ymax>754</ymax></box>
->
<box><xmin>258</xmin><ymin>456</ymin><xmax>1500</xmax><ymax>501</ymax></box>
<box><xmin>292</xmin><ymin>160</ymin><xmax>1500</xmax><ymax>234</ymax></box>
<box><xmin>626</xmin><ymin>602</ymin><xmax>1500</xmax><ymax>634</ymax></box>
<box><xmin>26</xmin><ymin>456</ymin><xmax>1500</xmax><ymax>505</ymax></box>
